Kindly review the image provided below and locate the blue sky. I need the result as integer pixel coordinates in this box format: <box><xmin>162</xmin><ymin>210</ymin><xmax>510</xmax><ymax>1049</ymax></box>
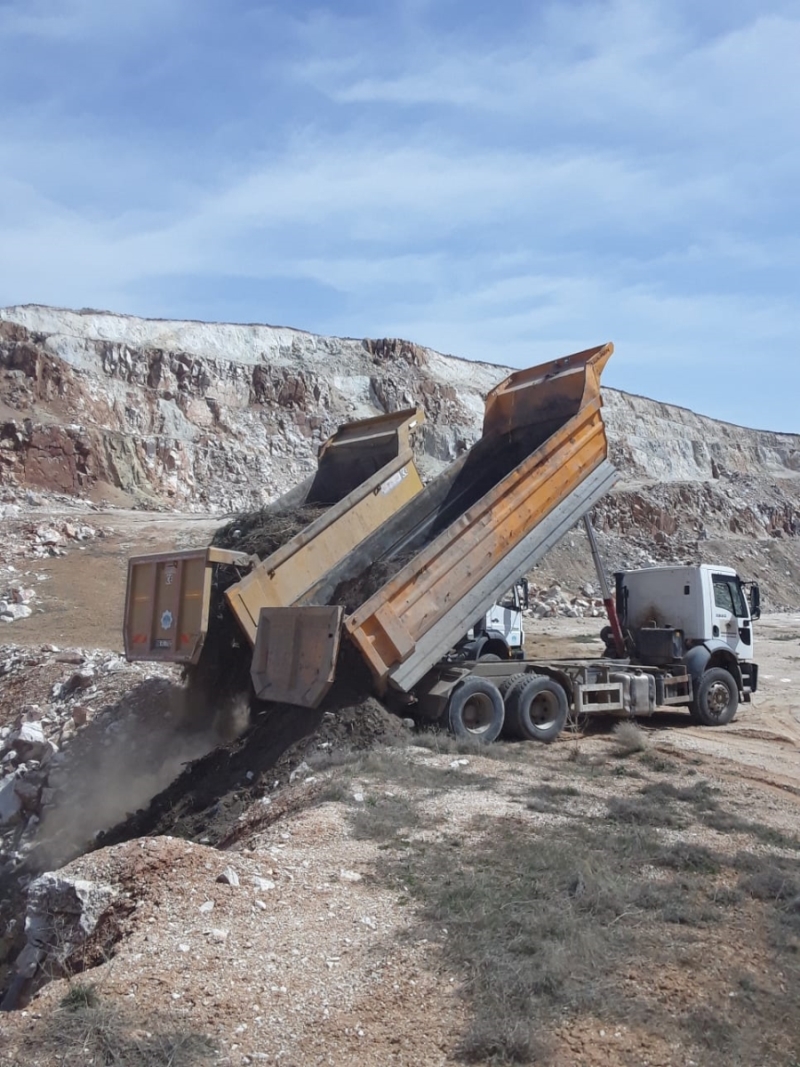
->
<box><xmin>0</xmin><ymin>0</ymin><xmax>798</xmax><ymax>431</ymax></box>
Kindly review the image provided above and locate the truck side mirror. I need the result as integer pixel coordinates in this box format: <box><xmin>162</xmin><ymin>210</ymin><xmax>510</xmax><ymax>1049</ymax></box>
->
<box><xmin>748</xmin><ymin>582</ymin><xmax>761</xmax><ymax>621</ymax></box>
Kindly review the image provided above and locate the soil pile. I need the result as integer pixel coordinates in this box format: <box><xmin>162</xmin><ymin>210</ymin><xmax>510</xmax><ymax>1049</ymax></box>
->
<box><xmin>211</xmin><ymin>503</ymin><xmax>328</xmax><ymax>557</ymax></box>
<box><xmin>96</xmin><ymin>669</ymin><xmax>408</xmax><ymax>849</ymax></box>
<box><xmin>331</xmin><ymin>554</ymin><xmax>414</xmax><ymax>613</ymax></box>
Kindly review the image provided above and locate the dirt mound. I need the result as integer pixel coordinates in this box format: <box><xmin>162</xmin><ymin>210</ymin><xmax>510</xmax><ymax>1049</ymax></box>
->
<box><xmin>95</xmin><ymin>679</ymin><xmax>408</xmax><ymax>849</ymax></box>
<box><xmin>211</xmin><ymin>504</ymin><xmax>327</xmax><ymax>557</ymax></box>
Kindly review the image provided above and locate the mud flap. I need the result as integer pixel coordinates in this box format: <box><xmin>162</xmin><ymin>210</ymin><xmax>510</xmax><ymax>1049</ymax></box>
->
<box><xmin>251</xmin><ymin>606</ymin><xmax>344</xmax><ymax>708</ymax></box>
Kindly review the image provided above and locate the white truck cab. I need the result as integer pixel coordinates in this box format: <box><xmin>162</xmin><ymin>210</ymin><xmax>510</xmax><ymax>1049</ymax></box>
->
<box><xmin>620</xmin><ymin>564</ymin><xmax>757</xmax><ymax>660</ymax></box>
<box><xmin>458</xmin><ymin>581</ymin><xmax>528</xmax><ymax>660</ymax></box>
<box><xmin>614</xmin><ymin>563</ymin><xmax>760</xmax><ymax>725</ymax></box>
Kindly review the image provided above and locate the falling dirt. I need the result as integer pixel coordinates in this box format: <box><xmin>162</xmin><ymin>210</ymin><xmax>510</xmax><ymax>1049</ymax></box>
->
<box><xmin>95</xmin><ymin>684</ymin><xmax>408</xmax><ymax>850</ymax></box>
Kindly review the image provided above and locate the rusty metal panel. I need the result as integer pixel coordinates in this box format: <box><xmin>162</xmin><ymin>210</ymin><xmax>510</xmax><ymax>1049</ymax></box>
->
<box><xmin>251</xmin><ymin>605</ymin><xmax>343</xmax><ymax>707</ymax></box>
<box><xmin>123</xmin><ymin>548</ymin><xmax>214</xmax><ymax>664</ymax></box>
<box><xmin>344</xmin><ymin>344</ymin><xmax>615</xmax><ymax>690</ymax></box>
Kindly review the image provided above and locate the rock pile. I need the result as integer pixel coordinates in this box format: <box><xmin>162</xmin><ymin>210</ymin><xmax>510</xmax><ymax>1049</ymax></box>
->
<box><xmin>0</xmin><ymin>645</ymin><xmax>178</xmax><ymax>877</ymax></box>
<box><xmin>524</xmin><ymin>581</ymin><xmax>606</xmax><ymax>620</ymax></box>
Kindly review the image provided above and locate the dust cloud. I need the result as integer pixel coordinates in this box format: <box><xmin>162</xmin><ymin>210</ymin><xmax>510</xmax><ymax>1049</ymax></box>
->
<box><xmin>32</xmin><ymin>682</ymin><xmax>250</xmax><ymax>871</ymax></box>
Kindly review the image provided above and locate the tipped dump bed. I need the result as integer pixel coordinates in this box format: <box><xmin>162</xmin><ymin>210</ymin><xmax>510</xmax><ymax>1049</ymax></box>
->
<box><xmin>123</xmin><ymin>407</ymin><xmax>424</xmax><ymax>663</ymax></box>
<box><xmin>250</xmin><ymin>344</ymin><xmax>617</xmax><ymax>706</ymax></box>
<box><xmin>225</xmin><ymin>407</ymin><xmax>424</xmax><ymax>645</ymax></box>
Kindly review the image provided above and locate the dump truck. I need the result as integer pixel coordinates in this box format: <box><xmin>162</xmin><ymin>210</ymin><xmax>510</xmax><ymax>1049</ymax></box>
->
<box><xmin>124</xmin><ymin>342</ymin><xmax>760</xmax><ymax>744</ymax></box>
<box><xmin>124</xmin><ymin>406</ymin><xmax>425</xmax><ymax>664</ymax></box>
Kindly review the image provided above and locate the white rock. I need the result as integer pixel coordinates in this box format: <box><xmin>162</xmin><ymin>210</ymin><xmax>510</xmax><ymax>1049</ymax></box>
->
<box><xmin>339</xmin><ymin>870</ymin><xmax>362</xmax><ymax>883</ymax></box>
<box><xmin>36</xmin><ymin>527</ymin><xmax>63</xmax><ymax>546</ymax></box>
<box><xmin>0</xmin><ymin>603</ymin><xmax>33</xmax><ymax>621</ymax></box>
<box><xmin>253</xmin><ymin>877</ymin><xmax>276</xmax><ymax>892</ymax></box>
<box><xmin>14</xmin><ymin>721</ymin><xmax>46</xmax><ymax>753</ymax></box>
<box><xmin>199</xmin><ymin>900</ymin><xmax>215</xmax><ymax>913</ymax></box>
<box><xmin>102</xmin><ymin>657</ymin><xmax>127</xmax><ymax>673</ymax></box>
<box><xmin>16</xmin><ymin>873</ymin><xmax>116</xmax><ymax>977</ymax></box>
<box><xmin>217</xmin><ymin>866</ymin><xmax>240</xmax><ymax>887</ymax></box>
<box><xmin>289</xmin><ymin>761</ymin><xmax>311</xmax><ymax>783</ymax></box>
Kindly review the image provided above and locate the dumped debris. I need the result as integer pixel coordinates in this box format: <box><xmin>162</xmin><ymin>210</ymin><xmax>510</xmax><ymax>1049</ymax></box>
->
<box><xmin>95</xmin><ymin>684</ymin><xmax>408</xmax><ymax>849</ymax></box>
<box><xmin>211</xmin><ymin>504</ymin><xmax>328</xmax><ymax>558</ymax></box>
<box><xmin>331</xmin><ymin>554</ymin><xmax>414</xmax><ymax>614</ymax></box>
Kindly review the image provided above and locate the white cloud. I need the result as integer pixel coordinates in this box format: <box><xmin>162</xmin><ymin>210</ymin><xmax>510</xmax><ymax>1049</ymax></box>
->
<box><xmin>0</xmin><ymin>0</ymin><xmax>797</xmax><ymax>428</ymax></box>
<box><xmin>0</xmin><ymin>0</ymin><xmax>187</xmax><ymax>41</ymax></box>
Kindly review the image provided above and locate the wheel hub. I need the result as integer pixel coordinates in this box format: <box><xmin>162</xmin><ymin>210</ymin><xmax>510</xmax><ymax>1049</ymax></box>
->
<box><xmin>707</xmin><ymin>682</ymin><xmax>730</xmax><ymax>714</ymax></box>
<box><xmin>463</xmin><ymin>694</ymin><xmax>494</xmax><ymax>733</ymax></box>
<box><xmin>529</xmin><ymin>692</ymin><xmax>558</xmax><ymax>728</ymax></box>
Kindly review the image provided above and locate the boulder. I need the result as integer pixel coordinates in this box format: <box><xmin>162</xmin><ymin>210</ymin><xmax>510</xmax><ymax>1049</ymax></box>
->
<box><xmin>14</xmin><ymin>872</ymin><xmax>117</xmax><ymax>978</ymax></box>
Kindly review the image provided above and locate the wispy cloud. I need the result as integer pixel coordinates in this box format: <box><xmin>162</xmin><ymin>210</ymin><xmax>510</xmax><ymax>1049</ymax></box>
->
<box><xmin>0</xmin><ymin>0</ymin><xmax>797</xmax><ymax>428</ymax></box>
<box><xmin>0</xmin><ymin>0</ymin><xmax>187</xmax><ymax>41</ymax></box>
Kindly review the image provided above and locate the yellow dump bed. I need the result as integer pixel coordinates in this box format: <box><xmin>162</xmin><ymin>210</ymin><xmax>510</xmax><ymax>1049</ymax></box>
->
<box><xmin>123</xmin><ymin>407</ymin><xmax>424</xmax><ymax>664</ymax></box>
<box><xmin>251</xmin><ymin>344</ymin><xmax>618</xmax><ymax>706</ymax></box>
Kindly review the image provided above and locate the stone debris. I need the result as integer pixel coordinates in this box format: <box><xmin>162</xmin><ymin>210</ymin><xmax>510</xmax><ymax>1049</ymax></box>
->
<box><xmin>0</xmin><ymin>642</ymin><xmax>178</xmax><ymax>875</ymax></box>
<box><xmin>217</xmin><ymin>866</ymin><xmax>241</xmax><ymax>887</ymax></box>
<box><xmin>522</xmin><ymin>581</ymin><xmax>609</xmax><ymax>621</ymax></box>
<box><xmin>4</xmin><ymin>871</ymin><xmax>116</xmax><ymax>1005</ymax></box>
<box><xmin>289</xmin><ymin>761</ymin><xmax>312</xmax><ymax>783</ymax></box>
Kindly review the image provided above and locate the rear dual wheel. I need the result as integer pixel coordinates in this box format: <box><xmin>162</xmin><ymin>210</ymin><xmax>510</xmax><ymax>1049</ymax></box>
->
<box><xmin>504</xmin><ymin>675</ymin><xmax>569</xmax><ymax>743</ymax></box>
<box><xmin>448</xmin><ymin>677</ymin><xmax>505</xmax><ymax>743</ymax></box>
<box><xmin>447</xmin><ymin>673</ymin><xmax>569</xmax><ymax>745</ymax></box>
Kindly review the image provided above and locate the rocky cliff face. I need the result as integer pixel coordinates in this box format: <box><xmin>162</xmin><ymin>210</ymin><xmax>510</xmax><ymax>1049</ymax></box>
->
<box><xmin>1</xmin><ymin>304</ymin><xmax>798</xmax><ymax>605</ymax></box>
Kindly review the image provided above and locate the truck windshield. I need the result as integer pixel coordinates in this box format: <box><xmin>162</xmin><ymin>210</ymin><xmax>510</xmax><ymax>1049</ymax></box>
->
<box><xmin>712</xmin><ymin>574</ymin><xmax>748</xmax><ymax>618</ymax></box>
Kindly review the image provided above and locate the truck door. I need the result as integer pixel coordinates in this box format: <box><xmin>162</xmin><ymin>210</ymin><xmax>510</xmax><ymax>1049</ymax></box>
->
<box><xmin>483</xmin><ymin>587</ymin><xmax>524</xmax><ymax>654</ymax></box>
<box><xmin>711</xmin><ymin>573</ymin><xmax>753</xmax><ymax>659</ymax></box>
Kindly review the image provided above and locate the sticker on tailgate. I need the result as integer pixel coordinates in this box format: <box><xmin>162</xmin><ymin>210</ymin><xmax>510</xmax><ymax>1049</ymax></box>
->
<box><xmin>380</xmin><ymin>467</ymin><xmax>408</xmax><ymax>495</ymax></box>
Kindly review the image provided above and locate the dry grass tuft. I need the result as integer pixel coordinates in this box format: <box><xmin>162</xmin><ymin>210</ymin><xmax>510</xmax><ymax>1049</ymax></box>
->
<box><xmin>612</xmin><ymin>721</ymin><xmax>649</xmax><ymax>756</ymax></box>
<box><xmin>13</xmin><ymin>989</ymin><xmax>215</xmax><ymax>1067</ymax></box>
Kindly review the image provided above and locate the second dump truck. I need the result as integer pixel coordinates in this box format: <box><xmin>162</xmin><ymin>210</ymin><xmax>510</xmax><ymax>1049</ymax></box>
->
<box><xmin>124</xmin><ymin>342</ymin><xmax>760</xmax><ymax>743</ymax></box>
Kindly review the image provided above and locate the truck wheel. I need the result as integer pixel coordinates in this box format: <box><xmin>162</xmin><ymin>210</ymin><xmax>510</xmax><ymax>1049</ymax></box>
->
<box><xmin>499</xmin><ymin>673</ymin><xmax>529</xmax><ymax>738</ymax></box>
<box><xmin>448</xmin><ymin>678</ymin><xmax>505</xmax><ymax>743</ymax></box>
<box><xmin>478</xmin><ymin>653</ymin><xmax>502</xmax><ymax>662</ymax></box>
<box><xmin>506</xmin><ymin>676</ymin><xmax>568</xmax><ymax>742</ymax></box>
<box><xmin>499</xmin><ymin>672</ymin><xmax>527</xmax><ymax>698</ymax></box>
<box><xmin>689</xmin><ymin>668</ymin><xmax>739</xmax><ymax>726</ymax></box>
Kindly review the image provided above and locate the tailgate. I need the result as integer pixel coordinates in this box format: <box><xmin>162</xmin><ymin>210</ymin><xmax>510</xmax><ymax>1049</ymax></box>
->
<box><xmin>123</xmin><ymin>547</ymin><xmax>252</xmax><ymax>664</ymax></box>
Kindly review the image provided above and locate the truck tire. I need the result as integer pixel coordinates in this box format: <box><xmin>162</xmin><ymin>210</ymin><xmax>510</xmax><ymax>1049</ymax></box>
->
<box><xmin>499</xmin><ymin>673</ymin><xmax>529</xmax><ymax>737</ymax></box>
<box><xmin>478</xmin><ymin>653</ymin><xmax>502</xmax><ymax>662</ymax></box>
<box><xmin>499</xmin><ymin>672</ymin><xmax>527</xmax><ymax>698</ymax></box>
<box><xmin>689</xmin><ymin>667</ymin><xmax>739</xmax><ymax>726</ymax></box>
<box><xmin>448</xmin><ymin>677</ymin><xmax>505</xmax><ymax>744</ymax></box>
<box><xmin>506</xmin><ymin>675</ymin><xmax>568</xmax><ymax>742</ymax></box>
